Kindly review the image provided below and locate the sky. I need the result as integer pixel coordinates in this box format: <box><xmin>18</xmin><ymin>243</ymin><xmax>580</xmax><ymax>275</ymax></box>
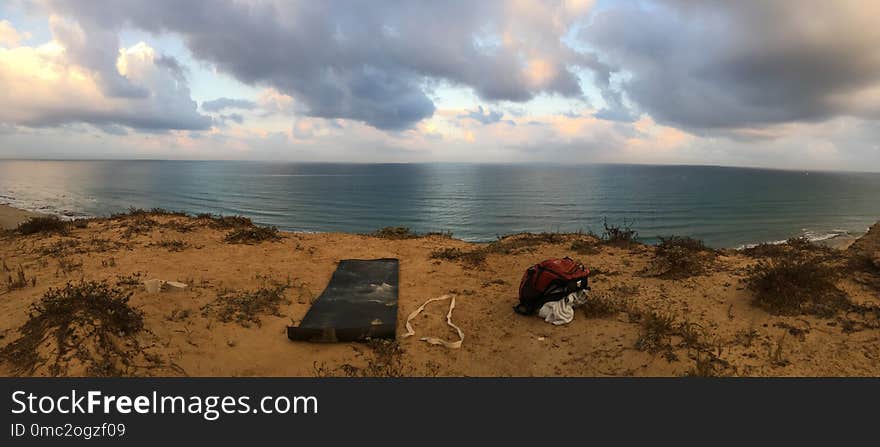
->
<box><xmin>1</xmin><ymin>0</ymin><xmax>879</xmax><ymax>171</ymax></box>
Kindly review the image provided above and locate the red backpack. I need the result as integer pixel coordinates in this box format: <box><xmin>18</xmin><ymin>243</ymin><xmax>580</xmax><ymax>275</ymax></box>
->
<box><xmin>514</xmin><ymin>257</ymin><xmax>590</xmax><ymax>315</ymax></box>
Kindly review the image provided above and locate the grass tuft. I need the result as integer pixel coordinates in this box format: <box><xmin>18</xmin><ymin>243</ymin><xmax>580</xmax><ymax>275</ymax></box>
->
<box><xmin>601</xmin><ymin>218</ymin><xmax>638</xmax><ymax>246</ymax></box>
<box><xmin>372</xmin><ymin>226</ymin><xmax>419</xmax><ymax>239</ymax></box>
<box><xmin>201</xmin><ymin>282</ymin><xmax>291</xmax><ymax>327</ymax></box>
<box><xmin>17</xmin><ymin>216</ymin><xmax>69</xmax><ymax>235</ymax></box>
<box><xmin>197</xmin><ymin>214</ymin><xmax>254</xmax><ymax>229</ymax></box>
<box><xmin>223</xmin><ymin>225</ymin><xmax>281</xmax><ymax>244</ymax></box>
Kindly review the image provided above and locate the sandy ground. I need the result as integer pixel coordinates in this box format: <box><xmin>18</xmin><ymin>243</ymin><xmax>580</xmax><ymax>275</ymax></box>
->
<box><xmin>1</xmin><ymin>211</ymin><xmax>878</xmax><ymax>377</ymax></box>
<box><xmin>0</xmin><ymin>204</ymin><xmax>44</xmax><ymax>230</ymax></box>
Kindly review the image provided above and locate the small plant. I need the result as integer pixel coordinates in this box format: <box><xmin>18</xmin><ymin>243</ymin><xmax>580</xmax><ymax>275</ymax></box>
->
<box><xmin>121</xmin><ymin>214</ymin><xmax>158</xmax><ymax>238</ymax></box>
<box><xmin>38</xmin><ymin>238</ymin><xmax>81</xmax><ymax>257</ymax></box>
<box><xmin>161</xmin><ymin>220</ymin><xmax>195</xmax><ymax>233</ymax></box>
<box><xmin>224</xmin><ymin>225</ymin><xmax>281</xmax><ymax>244</ymax></box>
<box><xmin>570</xmin><ymin>238</ymin><xmax>600</xmax><ymax>255</ymax></box>
<box><xmin>151</xmin><ymin>240</ymin><xmax>190</xmax><ymax>252</ymax></box>
<box><xmin>685</xmin><ymin>351</ymin><xmax>724</xmax><ymax>377</ymax></box>
<box><xmin>372</xmin><ymin>226</ymin><xmax>419</xmax><ymax>239</ymax></box>
<box><xmin>650</xmin><ymin>236</ymin><xmax>716</xmax><ymax>279</ymax></box>
<box><xmin>197</xmin><ymin>213</ymin><xmax>254</xmax><ymax>229</ymax></box>
<box><xmin>601</xmin><ymin>218</ymin><xmax>638</xmax><ymax>246</ymax></box>
<box><xmin>116</xmin><ymin>272</ymin><xmax>145</xmax><ymax>287</ymax></box>
<box><xmin>0</xmin><ymin>281</ymin><xmax>146</xmax><ymax>376</ymax></box>
<box><xmin>56</xmin><ymin>257</ymin><xmax>83</xmax><ymax>276</ymax></box>
<box><xmin>581</xmin><ymin>293</ymin><xmax>621</xmax><ymax>318</ymax></box>
<box><xmin>429</xmin><ymin>247</ymin><xmax>487</xmax><ymax>266</ymax></box>
<box><xmin>745</xmin><ymin>255</ymin><xmax>848</xmax><ymax>317</ymax></box>
<box><xmin>17</xmin><ymin>216</ymin><xmax>69</xmax><ymax>235</ymax></box>
<box><xmin>313</xmin><ymin>339</ymin><xmax>437</xmax><ymax>377</ymax></box>
<box><xmin>487</xmin><ymin>233</ymin><xmax>567</xmax><ymax>254</ymax></box>
<box><xmin>768</xmin><ymin>334</ymin><xmax>789</xmax><ymax>366</ymax></box>
<box><xmin>634</xmin><ymin>309</ymin><xmax>676</xmax><ymax>353</ymax></box>
<box><xmin>742</xmin><ymin>236</ymin><xmax>836</xmax><ymax>260</ymax></box>
<box><xmin>201</xmin><ymin>282</ymin><xmax>291</xmax><ymax>327</ymax></box>
<box><xmin>734</xmin><ymin>328</ymin><xmax>759</xmax><ymax>347</ymax></box>
<box><xmin>424</xmin><ymin>230</ymin><xmax>454</xmax><ymax>238</ymax></box>
<box><xmin>6</xmin><ymin>266</ymin><xmax>35</xmax><ymax>291</ymax></box>
<box><xmin>481</xmin><ymin>278</ymin><xmax>508</xmax><ymax>288</ymax></box>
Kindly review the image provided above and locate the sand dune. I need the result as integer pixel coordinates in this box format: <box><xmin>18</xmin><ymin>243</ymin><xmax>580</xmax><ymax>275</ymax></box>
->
<box><xmin>0</xmin><ymin>210</ymin><xmax>878</xmax><ymax>377</ymax></box>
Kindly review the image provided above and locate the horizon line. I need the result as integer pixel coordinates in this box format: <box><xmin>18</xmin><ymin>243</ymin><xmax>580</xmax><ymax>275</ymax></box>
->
<box><xmin>1</xmin><ymin>158</ymin><xmax>879</xmax><ymax>175</ymax></box>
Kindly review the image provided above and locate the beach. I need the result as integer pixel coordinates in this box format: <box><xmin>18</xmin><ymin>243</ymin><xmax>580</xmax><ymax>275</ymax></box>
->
<box><xmin>0</xmin><ymin>204</ymin><xmax>44</xmax><ymax>230</ymax></box>
<box><xmin>0</xmin><ymin>207</ymin><xmax>878</xmax><ymax>377</ymax></box>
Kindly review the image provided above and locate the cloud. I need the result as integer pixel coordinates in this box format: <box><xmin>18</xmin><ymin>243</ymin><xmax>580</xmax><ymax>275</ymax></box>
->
<box><xmin>202</xmin><ymin>97</ymin><xmax>257</xmax><ymax>113</ymax></box>
<box><xmin>581</xmin><ymin>1</ymin><xmax>880</xmax><ymax>133</ymax></box>
<box><xmin>0</xmin><ymin>19</ymin><xmax>31</xmax><ymax>47</ymax></box>
<box><xmin>0</xmin><ymin>22</ymin><xmax>211</xmax><ymax>131</ymax></box>
<box><xmin>459</xmin><ymin>106</ymin><xmax>504</xmax><ymax>125</ymax></box>
<box><xmin>38</xmin><ymin>0</ymin><xmax>600</xmax><ymax>130</ymax></box>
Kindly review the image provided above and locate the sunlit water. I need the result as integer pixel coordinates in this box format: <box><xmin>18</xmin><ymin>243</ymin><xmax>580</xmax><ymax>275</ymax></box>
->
<box><xmin>2</xmin><ymin>160</ymin><xmax>879</xmax><ymax>247</ymax></box>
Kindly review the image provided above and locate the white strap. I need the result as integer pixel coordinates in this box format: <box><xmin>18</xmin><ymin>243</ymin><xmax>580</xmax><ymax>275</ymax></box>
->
<box><xmin>401</xmin><ymin>294</ymin><xmax>464</xmax><ymax>349</ymax></box>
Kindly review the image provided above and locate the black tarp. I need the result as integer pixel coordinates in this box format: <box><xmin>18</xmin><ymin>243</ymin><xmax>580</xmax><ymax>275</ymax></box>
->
<box><xmin>288</xmin><ymin>258</ymin><xmax>399</xmax><ymax>342</ymax></box>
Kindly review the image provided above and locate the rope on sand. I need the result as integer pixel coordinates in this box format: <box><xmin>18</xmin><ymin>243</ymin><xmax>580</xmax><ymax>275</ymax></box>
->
<box><xmin>401</xmin><ymin>294</ymin><xmax>464</xmax><ymax>349</ymax></box>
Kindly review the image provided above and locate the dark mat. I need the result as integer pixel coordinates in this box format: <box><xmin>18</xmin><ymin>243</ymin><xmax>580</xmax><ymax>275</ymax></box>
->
<box><xmin>288</xmin><ymin>258</ymin><xmax>399</xmax><ymax>342</ymax></box>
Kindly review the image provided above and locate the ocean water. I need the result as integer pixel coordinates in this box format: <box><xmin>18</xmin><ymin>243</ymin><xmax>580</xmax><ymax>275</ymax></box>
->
<box><xmin>1</xmin><ymin>160</ymin><xmax>879</xmax><ymax>248</ymax></box>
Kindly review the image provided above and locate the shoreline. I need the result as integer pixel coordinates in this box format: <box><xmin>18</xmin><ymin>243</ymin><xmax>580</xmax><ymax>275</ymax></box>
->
<box><xmin>0</xmin><ymin>203</ymin><xmax>865</xmax><ymax>250</ymax></box>
<box><xmin>0</xmin><ymin>204</ymin><xmax>46</xmax><ymax>230</ymax></box>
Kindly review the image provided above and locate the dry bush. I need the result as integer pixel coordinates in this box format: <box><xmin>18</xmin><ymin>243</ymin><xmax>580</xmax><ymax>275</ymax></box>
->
<box><xmin>313</xmin><ymin>339</ymin><xmax>439</xmax><ymax>378</ymax></box>
<box><xmin>56</xmin><ymin>257</ymin><xmax>83</xmax><ymax>276</ymax></box>
<box><xmin>224</xmin><ymin>225</ymin><xmax>281</xmax><ymax>244</ymax></box>
<box><xmin>650</xmin><ymin>236</ymin><xmax>717</xmax><ymax>279</ymax></box>
<box><xmin>601</xmin><ymin>218</ymin><xmax>638</xmax><ymax>246</ymax></box>
<box><xmin>634</xmin><ymin>310</ymin><xmax>677</xmax><ymax>353</ymax></box>
<box><xmin>115</xmin><ymin>207</ymin><xmax>186</xmax><ymax>218</ymax></box>
<box><xmin>487</xmin><ymin>232</ymin><xmax>568</xmax><ymax>254</ymax></box>
<box><xmin>161</xmin><ymin>219</ymin><xmax>196</xmax><ymax>233</ymax></box>
<box><xmin>17</xmin><ymin>216</ymin><xmax>69</xmax><ymax>235</ymax></box>
<box><xmin>121</xmin><ymin>214</ymin><xmax>158</xmax><ymax>238</ymax></box>
<box><xmin>372</xmin><ymin>226</ymin><xmax>419</xmax><ymax>239</ymax></box>
<box><xmin>745</xmin><ymin>255</ymin><xmax>848</xmax><ymax>317</ymax></box>
<box><xmin>0</xmin><ymin>281</ymin><xmax>148</xmax><ymax>376</ymax></box>
<box><xmin>197</xmin><ymin>213</ymin><xmax>254</xmax><ymax>229</ymax></box>
<box><xmin>429</xmin><ymin>232</ymin><xmax>576</xmax><ymax>267</ymax></box>
<box><xmin>742</xmin><ymin>236</ymin><xmax>837</xmax><ymax>261</ymax></box>
<box><xmin>38</xmin><ymin>239</ymin><xmax>81</xmax><ymax>257</ymax></box>
<box><xmin>151</xmin><ymin>239</ymin><xmax>190</xmax><ymax>252</ymax></box>
<box><xmin>581</xmin><ymin>293</ymin><xmax>622</xmax><ymax>318</ymax></box>
<box><xmin>429</xmin><ymin>247</ymin><xmax>487</xmax><ymax>266</ymax></box>
<box><xmin>570</xmin><ymin>238</ymin><xmax>601</xmax><ymax>255</ymax></box>
<box><xmin>115</xmin><ymin>272</ymin><xmax>145</xmax><ymax>287</ymax></box>
<box><xmin>38</xmin><ymin>237</ymin><xmax>128</xmax><ymax>258</ymax></box>
<box><xmin>201</xmin><ymin>282</ymin><xmax>291</xmax><ymax>327</ymax></box>
<box><xmin>6</xmin><ymin>265</ymin><xmax>36</xmax><ymax>291</ymax></box>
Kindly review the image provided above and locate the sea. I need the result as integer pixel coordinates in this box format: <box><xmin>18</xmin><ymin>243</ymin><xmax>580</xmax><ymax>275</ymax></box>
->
<box><xmin>1</xmin><ymin>160</ymin><xmax>879</xmax><ymax>248</ymax></box>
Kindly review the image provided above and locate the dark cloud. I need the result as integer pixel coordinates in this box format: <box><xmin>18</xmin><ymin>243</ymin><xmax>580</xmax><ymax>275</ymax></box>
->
<box><xmin>40</xmin><ymin>0</ymin><xmax>595</xmax><ymax>130</ymax></box>
<box><xmin>202</xmin><ymin>98</ymin><xmax>258</xmax><ymax>113</ymax></box>
<box><xmin>460</xmin><ymin>106</ymin><xmax>504</xmax><ymax>125</ymax></box>
<box><xmin>582</xmin><ymin>0</ymin><xmax>880</xmax><ymax>132</ymax></box>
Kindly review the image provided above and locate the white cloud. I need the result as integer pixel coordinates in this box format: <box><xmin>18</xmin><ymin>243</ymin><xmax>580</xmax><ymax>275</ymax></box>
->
<box><xmin>0</xmin><ymin>19</ymin><xmax>210</xmax><ymax>131</ymax></box>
